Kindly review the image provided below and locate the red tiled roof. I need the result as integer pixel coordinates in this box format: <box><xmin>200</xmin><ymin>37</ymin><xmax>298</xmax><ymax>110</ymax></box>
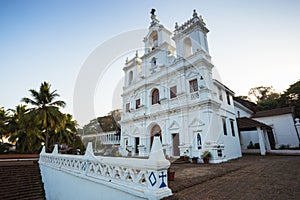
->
<box><xmin>237</xmin><ymin>117</ymin><xmax>272</xmax><ymax>130</ymax></box>
<box><xmin>0</xmin><ymin>154</ymin><xmax>39</xmax><ymax>159</ymax></box>
<box><xmin>252</xmin><ymin>107</ymin><xmax>295</xmax><ymax>118</ymax></box>
<box><xmin>233</xmin><ymin>97</ymin><xmax>257</xmax><ymax>112</ymax></box>
<box><xmin>0</xmin><ymin>156</ymin><xmax>45</xmax><ymax>200</ymax></box>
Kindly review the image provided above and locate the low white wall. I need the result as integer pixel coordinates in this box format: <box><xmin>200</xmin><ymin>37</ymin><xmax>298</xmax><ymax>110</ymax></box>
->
<box><xmin>40</xmin><ymin>164</ymin><xmax>141</xmax><ymax>200</ymax></box>
<box><xmin>39</xmin><ymin>136</ymin><xmax>172</xmax><ymax>200</ymax></box>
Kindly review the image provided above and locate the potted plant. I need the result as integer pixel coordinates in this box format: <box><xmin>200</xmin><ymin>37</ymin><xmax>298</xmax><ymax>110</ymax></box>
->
<box><xmin>167</xmin><ymin>168</ymin><xmax>175</xmax><ymax>181</ymax></box>
<box><xmin>183</xmin><ymin>155</ymin><xmax>189</xmax><ymax>161</ymax></box>
<box><xmin>192</xmin><ymin>157</ymin><xmax>198</xmax><ymax>164</ymax></box>
<box><xmin>201</xmin><ymin>151</ymin><xmax>211</xmax><ymax>164</ymax></box>
<box><xmin>179</xmin><ymin>155</ymin><xmax>189</xmax><ymax>162</ymax></box>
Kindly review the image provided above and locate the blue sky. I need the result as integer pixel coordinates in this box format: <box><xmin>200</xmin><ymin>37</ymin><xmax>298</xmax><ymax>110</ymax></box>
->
<box><xmin>1</xmin><ymin>0</ymin><xmax>300</xmax><ymax>125</ymax></box>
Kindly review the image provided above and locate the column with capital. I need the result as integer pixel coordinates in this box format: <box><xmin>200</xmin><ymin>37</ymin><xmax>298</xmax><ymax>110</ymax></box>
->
<box><xmin>257</xmin><ymin>127</ymin><xmax>266</xmax><ymax>155</ymax></box>
<box><xmin>295</xmin><ymin>118</ymin><xmax>300</xmax><ymax>145</ymax></box>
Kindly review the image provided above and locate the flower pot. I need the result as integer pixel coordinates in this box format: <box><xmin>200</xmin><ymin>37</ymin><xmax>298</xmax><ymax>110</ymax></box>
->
<box><xmin>192</xmin><ymin>158</ymin><xmax>198</xmax><ymax>164</ymax></box>
<box><xmin>168</xmin><ymin>171</ymin><xmax>175</xmax><ymax>181</ymax></box>
<box><xmin>203</xmin><ymin>158</ymin><xmax>209</xmax><ymax>164</ymax></box>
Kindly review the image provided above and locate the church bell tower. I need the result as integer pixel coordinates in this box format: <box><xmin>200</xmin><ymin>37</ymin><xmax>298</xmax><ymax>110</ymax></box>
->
<box><xmin>143</xmin><ymin>9</ymin><xmax>173</xmax><ymax>55</ymax></box>
<box><xmin>173</xmin><ymin>9</ymin><xmax>210</xmax><ymax>58</ymax></box>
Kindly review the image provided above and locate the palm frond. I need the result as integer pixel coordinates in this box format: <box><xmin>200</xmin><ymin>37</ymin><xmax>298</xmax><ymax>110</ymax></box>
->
<box><xmin>49</xmin><ymin>100</ymin><xmax>66</xmax><ymax>108</ymax></box>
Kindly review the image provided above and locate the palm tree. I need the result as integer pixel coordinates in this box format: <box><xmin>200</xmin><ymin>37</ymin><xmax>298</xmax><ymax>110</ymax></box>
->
<box><xmin>49</xmin><ymin>114</ymin><xmax>78</xmax><ymax>148</ymax></box>
<box><xmin>22</xmin><ymin>82</ymin><xmax>66</xmax><ymax>151</ymax></box>
<box><xmin>0</xmin><ymin>107</ymin><xmax>8</xmax><ymax>144</ymax></box>
<box><xmin>8</xmin><ymin>105</ymin><xmax>43</xmax><ymax>153</ymax></box>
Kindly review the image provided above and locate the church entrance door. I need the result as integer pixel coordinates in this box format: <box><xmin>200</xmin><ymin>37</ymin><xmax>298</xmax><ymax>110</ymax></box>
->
<box><xmin>172</xmin><ymin>133</ymin><xmax>180</xmax><ymax>156</ymax></box>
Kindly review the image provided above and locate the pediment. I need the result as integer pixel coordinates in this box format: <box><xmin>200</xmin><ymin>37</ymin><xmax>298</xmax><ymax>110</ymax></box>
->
<box><xmin>122</xmin><ymin>130</ymin><xmax>129</xmax><ymax>136</ymax></box>
<box><xmin>168</xmin><ymin>120</ymin><xmax>180</xmax><ymax>130</ymax></box>
<box><xmin>133</xmin><ymin>127</ymin><xmax>139</xmax><ymax>135</ymax></box>
<box><xmin>189</xmin><ymin>118</ymin><xmax>205</xmax><ymax>127</ymax></box>
<box><xmin>168</xmin><ymin>77</ymin><xmax>177</xmax><ymax>86</ymax></box>
<box><xmin>186</xmin><ymin>70</ymin><xmax>199</xmax><ymax>79</ymax></box>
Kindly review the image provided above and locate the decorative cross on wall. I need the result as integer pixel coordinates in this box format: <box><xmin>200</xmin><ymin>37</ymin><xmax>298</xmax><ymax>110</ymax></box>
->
<box><xmin>159</xmin><ymin>171</ymin><xmax>167</xmax><ymax>188</ymax></box>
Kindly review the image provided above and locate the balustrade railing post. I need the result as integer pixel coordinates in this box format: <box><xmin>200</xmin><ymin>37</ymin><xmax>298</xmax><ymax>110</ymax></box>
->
<box><xmin>39</xmin><ymin>138</ymin><xmax>172</xmax><ymax>199</ymax></box>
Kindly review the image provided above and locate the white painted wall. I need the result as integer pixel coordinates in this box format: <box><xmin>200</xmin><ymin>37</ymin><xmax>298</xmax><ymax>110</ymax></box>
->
<box><xmin>240</xmin><ymin>130</ymin><xmax>259</xmax><ymax>149</ymax></box>
<box><xmin>253</xmin><ymin>114</ymin><xmax>299</xmax><ymax>148</ymax></box>
<box><xmin>40</xmin><ymin>165</ymin><xmax>142</xmax><ymax>200</ymax></box>
<box><xmin>233</xmin><ymin>101</ymin><xmax>253</xmax><ymax>118</ymax></box>
<box><xmin>39</xmin><ymin>138</ymin><xmax>172</xmax><ymax>200</ymax></box>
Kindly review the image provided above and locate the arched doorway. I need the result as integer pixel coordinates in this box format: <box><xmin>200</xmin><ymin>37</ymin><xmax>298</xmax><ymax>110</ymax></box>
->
<box><xmin>150</xmin><ymin>124</ymin><xmax>162</xmax><ymax>149</ymax></box>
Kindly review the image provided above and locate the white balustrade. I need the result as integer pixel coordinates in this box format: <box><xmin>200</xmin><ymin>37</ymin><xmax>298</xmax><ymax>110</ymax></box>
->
<box><xmin>190</xmin><ymin>91</ymin><xmax>199</xmax><ymax>100</ymax></box>
<box><xmin>82</xmin><ymin>132</ymin><xmax>120</xmax><ymax>145</ymax></box>
<box><xmin>39</xmin><ymin>136</ymin><xmax>172</xmax><ymax>200</ymax></box>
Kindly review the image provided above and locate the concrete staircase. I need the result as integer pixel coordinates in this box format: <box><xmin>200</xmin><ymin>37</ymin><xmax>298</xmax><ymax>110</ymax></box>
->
<box><xmin>0</xmin><ymin>155</ymin><xmax>45</xmax><ymax>200</ymax></box>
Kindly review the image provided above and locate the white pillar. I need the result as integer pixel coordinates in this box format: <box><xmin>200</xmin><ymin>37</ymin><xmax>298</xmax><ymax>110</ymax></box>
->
<box><xmin>257</xmin><ymin>127</ymin><xmax>266</xmax><ymax>156</ymax></box>
<box><xmin>263</xmin><ymin>129</ymin><xmax>271</xmax><ymax>152</ymax></box>
<box><xmin>295</xmin><ymin>118</ymin><xmax>300</xmax><ymax>145</ymax></box>
<box><xmin>178</xmin><ymin>74</ymin><xmax>184</xmax><ymax>95</ymax></box>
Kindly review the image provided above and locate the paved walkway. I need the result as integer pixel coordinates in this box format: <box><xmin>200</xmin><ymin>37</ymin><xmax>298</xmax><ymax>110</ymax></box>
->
<box><xmin>164</xmin><ymin>155</ymin><xmax>300</xmax><ymax>200</ymax></box>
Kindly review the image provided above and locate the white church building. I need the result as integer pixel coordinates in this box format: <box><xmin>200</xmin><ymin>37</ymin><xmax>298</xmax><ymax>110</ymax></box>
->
<box><xmin>119</xmin><ymin>9</ymin><xmax>242</xmax><ymax>163</ymax></box>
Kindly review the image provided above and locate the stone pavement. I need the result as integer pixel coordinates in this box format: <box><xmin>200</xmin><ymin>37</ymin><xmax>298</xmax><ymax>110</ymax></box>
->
<box><xmin>164</xmin><ymin>155</ymin><xmax>300</xmax><ymax>200</ymax></box>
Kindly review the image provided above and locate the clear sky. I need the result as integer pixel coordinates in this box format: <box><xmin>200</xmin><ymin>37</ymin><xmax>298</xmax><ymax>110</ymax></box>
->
<box><xmin>1</xmin><ymin>0</ymin><xmax>300</xmax><ymax>126</ymax></box>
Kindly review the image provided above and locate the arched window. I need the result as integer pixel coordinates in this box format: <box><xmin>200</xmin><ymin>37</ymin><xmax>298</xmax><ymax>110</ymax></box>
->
<box><xmin>128</xmin><ymin>71</ymin><xmax>133</xmax><ymax>85</ymax></box>
<box><xmin>184</xmin><ymin>37</ymin><xmax>192</xmax><ymax>57</ymax></box>
<box><xmin>189</xmin><ymin>78</ymin><xmax>198</xmax><ymax>93</ymax></box>
<box><xmin>150</xmin><ymin>31</ymin><xmax>158</xmax><ymax>50</ymax></box>
<box><xmin>152</xmin><ymin>88</ymin><xmax>159</xmax><ymax>105</ymax></box>
<box><xmin>151</xmin><ymin>57</ymin><xmax>157</xmax><ymax>67</ymax></box>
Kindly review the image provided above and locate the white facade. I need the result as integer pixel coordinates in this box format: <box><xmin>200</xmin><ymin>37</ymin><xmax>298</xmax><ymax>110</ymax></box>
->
<box><xmin>233</xmin><ymin>100</ymin><xmax>258</xmax><ymax>150</ymax></box>
<box><xmin>234</xmin><ymin>99</ymin><xmax>300</xmax><ymax>150</ymax></box>
<box><xmin>253</xmin><ymin>113</ymin><xmax>299</xmax><ymax>148</ymax></box>
<box><xmin>120</xmin><ymin>10</ymin><xmax>242</xmax><ymax>163</ymax></box>
<box><xmin>233</xmin><ymin>100</ymin><xmax>253</xmax><ymax>118</ymax></box>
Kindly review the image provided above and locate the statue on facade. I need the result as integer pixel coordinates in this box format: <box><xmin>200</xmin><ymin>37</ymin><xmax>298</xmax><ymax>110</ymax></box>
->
<box><xmin>150</xmin><ymin>8</ymin><xmax>156</xmax><ymax>16</ymax></box>
<box><xmin>150</xmin><ymin>8</ymin><xmax>159</xmax><ymax>25</ymax></box>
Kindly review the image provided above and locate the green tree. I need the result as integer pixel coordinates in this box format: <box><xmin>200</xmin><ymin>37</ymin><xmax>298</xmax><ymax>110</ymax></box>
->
<box><xmin>72</xmin><ymin>135</ymin><xmax>86</xmax><ymax>154</ymax></box>
<box><xmin>248</xmin><ymin>86</ymin><xmax>280</xmax><ymax>111</ymax></box>
<box><xmin>0</xmin><ymin>107</ymin><xmax>8</xmax><ymax>144</ymax></box>
<box><xmin>21</xmin><ymin>82</ymin><xmax>66</xmax><ymax>151</ymax></box>
<box><xmin>81</xmin><ymin>119</ymin><xmax>101</xmax><ymax>135</ymax></box>
<box><xmin>97</xmin><ymin>109</ymin><xmax>121</xmax><ymax>135</ymax></box>
<box><xmin>248</xmin><ymin>86</ymin><xmax>279</xmax><ymax>102</ymax></box>
<box><xmin>8</xmin><ymin>105</ymin><xmax>43</xmax><ymax>153</ymax></box>
<box><xmin>279</xmin><ymin>80</ymin><xmax>300</xmax><ymax>118</ymax></box>
<box><xmin>49</xmin><ymin>114</ymin><xmax>78</xmax><ymax>147</ymax></box>
<box><xmin>236</xmin><ymin>96</ymin><xmax>251</xmax><ymax>101</ymax></box>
